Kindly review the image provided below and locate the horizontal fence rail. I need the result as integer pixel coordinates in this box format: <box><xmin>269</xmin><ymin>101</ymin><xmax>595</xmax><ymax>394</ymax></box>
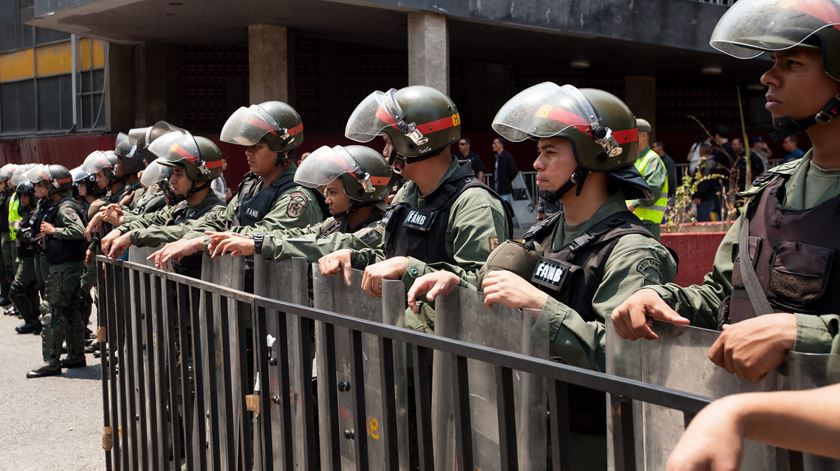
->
<box><xmin>95</xmin><ymin>254</ymin><xmax>839</xmax><ymax>471</ymax></box>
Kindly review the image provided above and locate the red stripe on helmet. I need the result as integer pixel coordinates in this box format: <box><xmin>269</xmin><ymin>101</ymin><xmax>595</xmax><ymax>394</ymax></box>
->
<box><xmin>368</xmin><ymin>176</ymin><xmax>390</xmax><ymax>186</ymax></box>
<box><xmin>417</xmin><ymin>113</ymin><xmax>460</xmax><ymax>134</ymax></box>
<box><xmin>204</xmin><ymin>159</ymin><xmax>224</xmax><ymax>169</ymax></box>
<box><xmin>171</xmin><ymin>144</ymin><xmax>198</xmax><ymax>164</ymax></box>
<box><xmin>376</xmin><ymin>107</ymin><xmax>399</xmax><ymax>127</ymax></box>
<box><xmin>792</xmin><ymin>1</ymin><xmax>840</xmax><ymax>29</ymax></box>
<box><xmin>612</xmin><ymin>128</ymin><xmax>638</xmax><ymax>144</ymax></box>
<box><xmin>247</xmin><ymin>117</ymin><xmax>278</xmax><ymax>134</ymax></box>
<box><xmin>288</xmin><ymin>122</ymin><xmax>304</xmax><ymax>136</ymax></box>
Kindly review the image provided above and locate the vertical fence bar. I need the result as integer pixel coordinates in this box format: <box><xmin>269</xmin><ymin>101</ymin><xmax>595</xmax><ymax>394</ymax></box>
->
<box><xmin>176</xmin><ymin>283</ymin><xmax>195</xmax><ymax>471</ymax></box>
<box><xmin>350</xmin><ymin>329</ymin><xmax>369</xmax><ymax>471</ymax></box>
<box><xmin>188</xmin><ymin>286</ymin><xmax>208</xmax><ymax>471</ymax></box>
<box><xmin>254</xmin><ymin>307</ymin><xmax>274</xmax><ymax>471</ymax></box>
<box><xmin>131</xmin><ymin>269</ymin><xmax>149</xmax><ymax>471</ymax></box>
<box><xmin>272</xmin><ymin>310</ymin><xmax>294</xmax><ymax>470</ymax></box>
<box><xmin>204</xmin><ymin>292</ymin><xmax>222</xmax><ymax>471</ymax></box>
<box><xmin>237</xmin><ymin>300</ymin><xmax>254</xmax><ymax>471</ymax></box>
<box><xmin>296</xmin><ymin>316</ymin><xmax>318</xmax><ymax>470</ymax></box>
<box><xmin>218</xmin><ymin>298</ymin><xmax>237</xmax><ymax>471</ymax></box>
<box><xmin>412</xmin><ymin>344</ymin><xmax>434</xmax><ymax>471</ymax></box>
<box><xmin>451</xmin><ymin>354</ymin><xmax>473</xmax><ymax>471</ymax></box>
<box><xmin>98</xmin><ymin>259</ymin><xmax>116</xmax><ymax>471</ymax></box>
<box><xmin>495</xmin><ymin>366</ymin><xmax>518</xmax><ymax>471</ymax></box>
<box><xmin>378</xmin><ymin>337</ymin><xmax>399</xmax><ymax>471</ymax></box>
<box><xmin>321</xmin><ymin>322</ymin><xmax>341</xmax><ymax>470</ymax></box>
<box><xmin>141</xmin><ymin>272</ymin><xmax>161</xmax><ymax>470</ymax></box>
<box><xmin>163</xmin><ymin>279</ymin><xmax>184</xmax><ymax>470</ymax></box>
<box><xmin>116</xmin><ymin>265</ymin><xmax>137</xmax><ymax>471</ymax></box>
<box><xmin>151</xmin><ymin>273</ymin><xmax>168</xmax><ymax>471</ymax></box>
<box><xmin>549</xmin><ymin>381</ymin><xmax>571</xmax><ymax>471</ymax></box>
<box><xmin>611</xmin><ymin>395</ymin><xmax>636</xmax><ymax>471</ymax></box>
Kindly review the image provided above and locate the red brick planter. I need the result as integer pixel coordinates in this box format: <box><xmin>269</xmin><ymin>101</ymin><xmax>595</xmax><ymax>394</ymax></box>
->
<box><xmin>661</xmin><ymin>222</ymin><xmax>733</xmax><ymax>286</ymax></box>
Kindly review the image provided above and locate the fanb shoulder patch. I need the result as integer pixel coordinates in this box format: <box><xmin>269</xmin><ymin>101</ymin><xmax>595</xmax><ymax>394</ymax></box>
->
<box><xmin>636</xmin><ymin>257</ymin><xmax>663</xmax><ymax>283</ymax></box>
<box><xmin>357</xmin><ymin>227</ymin><xmax>382</xmax><ymax>247</ymax></box>
<box><xmin>285</xmin><ymin>191</ymin><xmax>310</xmax><ymax>219</ymax></box>
<box><xmin>63</xmin><ymin>206</ymin><xmax>79</xmax><ymax>222</ymax></box>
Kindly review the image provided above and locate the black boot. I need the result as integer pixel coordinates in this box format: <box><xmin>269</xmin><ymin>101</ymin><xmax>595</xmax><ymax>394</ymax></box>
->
<box><xmin>60</xmin><ymin>354</ymin><xmax>87</xmax><ymax>369</ymax></box>
<box><xmin>15</xmin><ymin>322</ymin><xmax>38</xmax><ymax>334</ymax></box>
<box><xmin>27</xmin><ymin>359</ymin><xmax>62</xmax><ymax>378</ymax></box>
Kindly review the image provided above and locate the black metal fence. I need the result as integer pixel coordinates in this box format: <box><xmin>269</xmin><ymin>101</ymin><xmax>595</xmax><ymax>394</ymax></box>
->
<box><xmin>96</xmin><ymin>255</ymin><xmax>716</xmax><ymax>471</ymax></box>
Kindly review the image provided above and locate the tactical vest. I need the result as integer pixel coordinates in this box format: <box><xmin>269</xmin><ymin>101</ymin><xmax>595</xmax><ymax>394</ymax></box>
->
<box><xmin>383</xmin><ymin>164</ymin><xmax>513</xmax><ymax>262</ymax></box>
<box><xmin>0</xmin><ymin>192</ymin><xmax>10</xmax><ymax>233</ymax></box>
<box><xmin>171</xmin><ymin>195</ymin><xmax>225</xmax><ymax>278</ymax></box>
<box><xmin>631</xmin><ymin>148</ymin><xmax>669</xmax><ymax>224</ymax></box>
<box><xmin>44</xmin><ymin>197</ymin><xmax>88</xmax><ymax>264</ymax></box>
<box><xmin>723</xmin><ymin>175</ymin><xmax>840</xmax><ymax>324</ymax></box>
<box><xmin>31</xmin><ymin>199</ymin><xmax>52</xmax><ymax>254</ymax></box>
<box><xmin>234</xmin><ymin>173</ymin><xmax>297</xmax><ymax>227</ymax></box>
<box><xmin>524</xmin><ymin>209</ymin><xmax>653</xmax><ymax>435</ymax></box>
<box><xmin>16</xmin><ymin>206</ymin><xmax>35</xmax><ymax>258</ymax></box>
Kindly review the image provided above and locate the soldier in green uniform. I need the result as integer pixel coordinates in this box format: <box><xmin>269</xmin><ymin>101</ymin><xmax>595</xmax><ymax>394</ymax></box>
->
<box><xmin>11</xmin><ymin>181</ymin><xmax>40</xmax><ymax>334</ymax></box>
<box><xmin>0</xmin><ymin>163</ymin><xmax>18</xmax><ymax>308</ymax></box>
<box><xmin>407</xmin><ymin>83</ymin><xmax>677</xmax><ymax>469</ymax></box>
<box><xmin>317</xmin><ymin>86</ymin><xmax>512</xmax><ymax>331</ymax></box>
<box><xmin>101</xmin><ymin>133</ymin><xmax>226</xmax><ymax>278</ymax></box>
<box><xmin>612</xmin><ymin>0</ymin><xmax>840</xmax><ymax>383</ymax></box>
<box><xmin>204</xmin><ymin>144</ymin><xmax>391</xmax><ymax>261</ymax></box>
<box><xmin>27</xmin><ymin>165</ymin><xmax>88</xmax><ymax>378</ymax></box>
<box><xmin>150</xmin><ymin>101</ymin><xmax>325</xmax><ymax>268</ymax></box>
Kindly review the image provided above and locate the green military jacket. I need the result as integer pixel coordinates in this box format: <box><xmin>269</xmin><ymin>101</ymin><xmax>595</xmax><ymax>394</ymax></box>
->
<box><xmin>259</xmin><ymin>207</ymin><xmax>385</xmax><ymax>262</ymax></box>
<box><xmin>183</xmin><ymin>165</ymin><xmax>323</xmax><ymax>240</ymax></box>
<box><xmin>651</xmin><ymin>152</ymin><xmax>840</xmax><ymax>355</ymax></box>
<box><xmin>119</xmin><ymin>192</ymin><xmax>225</xmax><ymax>247</ymax></box>
<box><xmin>537</xmin><ymin>194</ymin><xmax>677</xmax><ymax>371</ymax></box>
<box><xmin>351</xmin><ymin>158</ymin><xmax>511</xmax><ymax>286</ymax></box>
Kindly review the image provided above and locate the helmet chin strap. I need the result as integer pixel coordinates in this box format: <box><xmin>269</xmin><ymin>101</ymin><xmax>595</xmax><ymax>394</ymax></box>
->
<box><xmin>539</xmin><ymin>168</ymin><xmax>589</xmax><ymax>204</ymax></box>
<box><xmin>769</xmin><ymin>93</ymin><xmax>840</xmax><ymax>142</ymax></box>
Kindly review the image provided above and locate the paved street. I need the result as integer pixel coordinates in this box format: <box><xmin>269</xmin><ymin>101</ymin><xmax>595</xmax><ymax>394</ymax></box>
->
<box><xmin>0</xmin><ymin>311</ymin><xmax>104</xmax><ymax>471</ymax></box>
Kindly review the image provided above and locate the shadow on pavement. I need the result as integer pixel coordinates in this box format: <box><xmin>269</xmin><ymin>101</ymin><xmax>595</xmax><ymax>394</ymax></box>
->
<box><xmin>63</xmin><ymin>364</ymin><xmax>102</xmax><ymax>381</ymax></box>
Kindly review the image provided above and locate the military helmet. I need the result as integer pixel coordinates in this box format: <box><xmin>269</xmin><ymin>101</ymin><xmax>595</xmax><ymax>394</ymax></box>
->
<box><xmin>139</xmin><ymin>161</ymin><xmax>173</xmax><ymax>188</ymax></box>
<box><xmin>220</xmin><ymin>101</ymin><xmax>304</xmax><ymax>153</ymax></box>
<box><xmin>710</xmin><ymin>0</ymin><xmax>840</xmax><ymax>81</ymax></box>
<box><xmin>149</xmin><ymin>132</ymin><xmax>225</xmax><ymax>183</ymax></box>
<box><xmin>492</xmin><ymin>82</ymin><xmax>639</xmax><ymax>172</ymax></box>
<box><xmin>29</xmin><ymin>164</ymin><xmax>73</xmax><ymax>194</ymax></box>
<box><xmin>0</xmin><ymin>163</ymin><xmax>18</xmax><ymax>183</ymax></box>
<box><xmin>126</xmin><ymin>121</ymin><xmax>187</xmax><ymax>164</ymax></box>
<box><xmin>294</xmin><ymin>145</ymin><xmax>392</xmax><ymax>203</ymax></box>
<box><xmin>345</xmin><ymin>85</ymin><xmax>461</xmax><ymax>160</ymax></box>
<box><xmin>81</xmin><ymin>150</ymin><xmax>120</xmax><ymax>183</ymax></box>
<box><xmin>10</xmin><ymin>163</ymin><xmax>36</xmax><ymax>188</ymax></box>
<box><xmin>114</xmin><ymin>133</ymin><xmax>145</xmax><ymax>175</ymax></box>
<box><xmin>71</xmin><ymin>163</ymin><xmax>106</xmax><ymax>197</ymax></box>
<box><xmin>16</xmin><ymin>181</ymin><xmax>34</xmax><ymax>197</ymax></box>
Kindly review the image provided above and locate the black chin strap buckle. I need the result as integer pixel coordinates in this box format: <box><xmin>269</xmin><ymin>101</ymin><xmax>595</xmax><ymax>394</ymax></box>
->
<box><xmin>815</xmin><ymin>93</ymin><xmax>840</xmax><ymax>125</ymax></box>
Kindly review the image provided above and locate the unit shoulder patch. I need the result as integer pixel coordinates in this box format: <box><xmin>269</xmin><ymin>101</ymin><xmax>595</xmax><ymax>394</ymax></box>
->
<box><xmin>636</xmin><ymin>257</ymin><xmax>663</xmax><ymax>283</ymax></box>
<box><xmin>285</xmin><ymin>191</ymin><xmax>310</xmax><ymax>219</ymax></box>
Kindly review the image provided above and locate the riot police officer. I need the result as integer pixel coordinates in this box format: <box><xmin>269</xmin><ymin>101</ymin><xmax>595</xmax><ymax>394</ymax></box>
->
<box><xmin>150</xmin><ymin>101</ymin><xmax>325</xmax><ymax>267</ymax></box>
<box><xmin>11</xmin><ymin>181</ymin><xmax>40</xmax><ymax>334</ymax></box>
<box><xmin>0</xmin><ymin>163</ymin><xmax>17</xmax><ymax>307</ymax></box>
<box><xmin>27</xmin><ymin>165</ymin><xmax>88</xmax><ymax>378</ymax></box>
<box><xmin>318</xmin><ymin>86</ymin><xmax>512</xmax><ymax>330</ymax></box>
<box><xmin>101</xmin><ymin>133</ymin><xmax>226</xmax><ymax>278</ymax></box>
<box><xmin>612</xmin><ymin>0</ymin><xmax>840</xmax><ymax>383</ymax></box>
<box><xmin>205</xmin><ymin>144</ymin><xmax>391</xmax><ymax>260</ymax></box>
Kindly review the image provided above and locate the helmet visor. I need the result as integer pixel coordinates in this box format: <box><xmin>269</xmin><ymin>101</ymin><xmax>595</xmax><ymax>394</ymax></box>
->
<box><xmin>0</xmin><ymin>164</ymin><xmax>17</xmax><ymax>182</ymax></box>
<box><xmin>140</xmin><ymin>161</ymin><xmax>173</xmax><ymax>188</ymax></box>
<box><xmin>10</xmin><ymin>164</ymin><xmax>34</xmax><ymax>187</ymax></box>
<box><xmin>492</xmin><ymin>82</ymin><xmax>601</xmax><ymax>142</ymax></box>
<box><xmin>26</xmin><ymin>164</ymin><xmax>50</xmax><ymax>185</ymax></box>
<box><xmin>344</xmin><ymin>89</ymin><xmax>407</xmax><ymax>143</ymax></box>
<box><xmin>148</xmin><ymin>131</ymin><xmax>200</xmax><ymax>166</ymax></box>
<box><xmin>69</xmin><ymin>166</ymin><xmax>90</xmax><ymax>184</ymax></box>
<box><xmin>80</xmin><ymin>151</ymin><xmax>114</xmax><ymax>175</ymax></box>
<box><xmin>710</xmin><ymin>0</ymin><xmax>840</xmax><ymax>58</ymax></box>
<box><xmin>220</xmin><ymin>105</ymin><xmax>282</xmax><ymax>146</ymax></box>
<box><xmin>294</xmin><ymin>145</ymin><xmax>365</xmax><ymax>188</ymax></box>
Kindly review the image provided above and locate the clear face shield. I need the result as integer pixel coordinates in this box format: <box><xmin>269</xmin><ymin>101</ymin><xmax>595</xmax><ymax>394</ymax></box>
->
<box><xmin>220</xmin><ymin>105</ymin><xmax>288</xmax><ymax>146</ymax></box>
<box><xmin>80</xmin><ymin>150</ymin><xmax>114</xmax><ymax>175</ymax></box>
<box><xmin>710</xmin><ymin>0</ymin><xmax>840</xmax><ymax>59</ymax></box>
<box><xmin>344</xmin><ymin>89</ymin><xmax>430</xmax><ymax>148</ymax></box>
<box><xmin>11</xmin><ymin>164</ymin><xmax>35</xmax><ymax>187</ymax></box>
<box><xmin>140</xmin><ymin>161</ymin><xmax>173</xmax><ymax>188</ymax></box>
<box><xmin>491</xmin><ymin>82</ymin><xmax>624</xmax><ymax>158</ymax></box>
<box><xmin>294</xmin><ymin>145</ymin><xmax>382</xmax><ymax>196</ymax></box>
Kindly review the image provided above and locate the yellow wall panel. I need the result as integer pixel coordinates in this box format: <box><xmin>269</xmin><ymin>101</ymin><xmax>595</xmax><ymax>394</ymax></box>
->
<box><xmin>79</xmin><ymin>38</ymin><xmax>106</xmax><ymax>70</ymax></box>
<box><xmin>36</xmin><ymin>42</ymin><xmax>73</xmax><ymax>77</ymax></box>
<box><xmin>0</xmin><ymin>49</ymin><xmax>35</xmax><ymax>82</ymax></box>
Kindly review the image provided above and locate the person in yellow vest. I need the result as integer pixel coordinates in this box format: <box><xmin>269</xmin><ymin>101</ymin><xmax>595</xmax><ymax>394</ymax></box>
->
<box><xmin>626</xmin><ymin>118</ymin><xmax>668</xmax><ymax>238</ymax></box>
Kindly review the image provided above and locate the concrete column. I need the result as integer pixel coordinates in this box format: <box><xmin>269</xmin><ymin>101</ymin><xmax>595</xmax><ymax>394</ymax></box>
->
<box><xmin>624</xmin><ymin>75</ymin><xmax>657</xmax><ymax>135</ymax></box>
<box><xmin>249</xmin><ymin>24</ymin><xmax>290</xmax><ymax>103</ymax></box>
<box><xmin>407</xmin><ymin>12</ymin><xmax>449</xmax><ymax>94</ymax></box>
<box><xmin>105</xmin><ymin>43</ymin><xmax>135</xmax><ymax>132</ymax></box>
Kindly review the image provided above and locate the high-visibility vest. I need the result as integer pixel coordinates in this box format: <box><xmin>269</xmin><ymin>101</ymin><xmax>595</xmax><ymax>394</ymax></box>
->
<box><xmin>7</xmin><ymin>193</ymin><xmax>20</xmax><ymax>241</ymax></box>
<box><xmin>632</xmin><ymin>149</ymin><xmax>669</xmax><ymax>224</ymax></box>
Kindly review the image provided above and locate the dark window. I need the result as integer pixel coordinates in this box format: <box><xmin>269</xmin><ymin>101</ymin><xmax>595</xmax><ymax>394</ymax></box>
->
<box><xmin>0</xmin><ymin>81</ymin><xmax>37</xmax><ymax>132</ymax></box>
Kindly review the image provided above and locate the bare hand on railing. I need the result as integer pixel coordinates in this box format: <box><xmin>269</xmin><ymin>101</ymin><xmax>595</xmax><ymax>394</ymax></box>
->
<box><xmin>149</xmin><ymin>238</ymin><xmax>205</xmax><ymax>269</ymax></box>
<box><xmin>361</xmin><ymin>256</ymin><xmax>408</xmax><ymax>298</ymax></box>
<box><xmin>107</xmin><ymin>232</ymin><xmax>134</xmax><ymax>260</ymax></box>
<box><xmin>84</xmin><ymin>249</ymin><xmax>93</xmax><ymax>264</ymax></box>
<box><xmin>317</xmin><ymin>249</ymin><xmax>354</xmax><ymax>287</ymax></box>
<box><xmin>84</xmin><ymin>212</ymin><xmax>104</xmax><ymax>241</ymax></box>
<box><xmin>707</xmin><ymin>314</ymin><xmax>796</xmax><ymax>383</ymax></box>
<box><xmin>205</xmin><ymin>231</ymin><xmax>253</xmax><ymax>257</ymax></box>
<box><xmin>666</xmin><ymin>395</ymin><xmax>746</xmax><ymax>471</ymax></box>
<box><xmin>481</xmin><ymin>270</ymin><xmax>547</xmax><ymax>310</ymax></box>
<box><xmin>101</xmin><ymin>204</ymin><xmax>124</xmax><ymax>226</ymax></box>
<box><xmin>407</xmin><ymin>271</ymin><xmax>460</xmax><ymax>313</ymax></box>
<box><xmin>610</xmin><ymin>288</ymin><xmax>690</xmax><ymax>340</ymax></box>
<box><xmin>100</xmin><ymin>228</ymin><xmax>122</xmax><ymax>255</ymax></box>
